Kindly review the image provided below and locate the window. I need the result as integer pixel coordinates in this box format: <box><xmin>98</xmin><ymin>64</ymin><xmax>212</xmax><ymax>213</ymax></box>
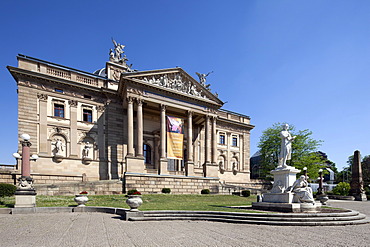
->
<box><xmin>83</xmin><ymin>109</ymin><xmax>93</xmax><ymax>122</ymax></box>
<box><xmin>55</xmin><ymin>88</ymin><xmax>63</xmax><ymax>93</ymax></box>
<box><xmin>54</xmin><ymin>104</ymin><xmax>64</xmax><ymax>118</ymax></box>
<box><xmin>219</xmin><ymin>133</ymin><xmax>226</xmax><ymax>145</ymax></box>
<box><xmin>84</xmin><ymin>95</ymin><xmax>91</xmax><ymax>99</ymax></box>
<box><xmin>232</xmin><ymin>135</ymin><xmax>238</xmax><ymax>147</ymax></box>
<box><xmin>143</xmin><ymin>144</ymin><xmax>151</xmax><ymax>164</ymax></box>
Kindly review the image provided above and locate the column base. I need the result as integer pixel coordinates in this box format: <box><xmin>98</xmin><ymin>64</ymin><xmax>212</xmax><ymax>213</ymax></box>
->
<box><xmin>204</xmin><ymin>162</ymin><xmax>218</xmax><ymax>178</ymax></box>
<box><xmin>126</xmin><ymin>156</ymin><xmax>145</xmax><ymax>173</ymax></box>
<box><xmin>185</xmin><ymin>161</ymin><xmax>195</xmax><ymax>176</ymax></box>
<box><xmin>159</xmin><ymin>158</ymin><xmax>168</xmax><ymax>175</ymax></box>
<box><xmin>14</xmin><ymin>189</ymin><xmax>37</xmax><ymax>208</ymax></box>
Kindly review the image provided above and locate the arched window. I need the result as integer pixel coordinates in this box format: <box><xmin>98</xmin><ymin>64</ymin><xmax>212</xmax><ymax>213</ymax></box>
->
<box><xmin>143</xmin><ymin>144</ymin><xmax>152</xmax><ymax>164</ymax></box>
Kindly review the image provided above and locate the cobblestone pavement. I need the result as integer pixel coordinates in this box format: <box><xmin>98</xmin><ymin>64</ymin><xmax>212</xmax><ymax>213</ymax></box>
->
<box><xmin>0</xmin><ymin>200</ymin><xmax>369</xmax><ymax>247</ymax></box>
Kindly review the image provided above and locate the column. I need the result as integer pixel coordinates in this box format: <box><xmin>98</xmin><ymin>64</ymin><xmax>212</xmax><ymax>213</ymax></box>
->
<box><xmin>69</xmin><ymin>100</ymin><xmax>78</xmax><ymax>157</ymax></box>
<box><xmin>186</xmin><ymin>111</ymin><xmax>194</xmax><ymax>176</ymax></box>
<box><xmin>136</xmin><ymin>99</ymin><xmax>143</xmax><ymax>157</ymax></box>
<box><xmin>205</xmin><ymin>115</ymin><xmax>211</xmax><ymax>164</ymax></box>
<box><xmin>160</xmin><ymin>104</ymin><xmax>166</xmax><ymax>159</ymax></box>
<box><xmin>37</xmin><ymin>94</ymin><xmax>48</xmax><ymax>154</ymax></box>
<box><xmin>21</xmin><ymin>140</ymin><xmax>31</xmax><ymax>177</ymax></box>
<box><xmin>97</xmin><ymin>105</ymin><xmax>107</xmax><ymax>178</ymax></box>
<box><xmin>127</xmin><ymin>97</ymin><xmax>134</xmax><ymax>156</ymax></box>
<box><xmin>159</xmin><ymin>104</ymin><xmax>168</xmax><ymax>174</ymax></box>
<box><xmin>187</xmin><ymin>111</ymin><xmax>193</xmax><ymax>162</ymax></box>
<box><xmin>211</xmin><ymin>116</ymin><xmax>217</xmax><ymax>165</ymax></box>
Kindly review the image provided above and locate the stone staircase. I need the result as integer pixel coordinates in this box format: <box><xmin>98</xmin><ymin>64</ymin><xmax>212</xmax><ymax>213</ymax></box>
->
<box><xmin>128</xmin><ymin>210</ymin><xmax>370</xmax><ymax>226</ymax></box>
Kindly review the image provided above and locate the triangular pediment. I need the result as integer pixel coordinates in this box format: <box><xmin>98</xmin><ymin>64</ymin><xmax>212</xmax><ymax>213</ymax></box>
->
<box><xmin>120</xmin><ymin>68</ymin><xmax>223</xmax><ymax>107</ymax></box>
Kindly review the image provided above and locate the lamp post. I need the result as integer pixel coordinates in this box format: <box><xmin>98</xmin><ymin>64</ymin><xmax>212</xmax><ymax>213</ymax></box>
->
<box><xmin>317</xmin><ymin>169</ymin><xmax>323</xmax><ymax>195</ymax></box>
<box><xmin>303</xmin><ymin>167</ymin><xmax>307</xmax><ymax>180</ymax></box>
<box><xmin>13</xmin><ymin>133</ymin><xmax>38</xmax><ymax>208</ymax></box>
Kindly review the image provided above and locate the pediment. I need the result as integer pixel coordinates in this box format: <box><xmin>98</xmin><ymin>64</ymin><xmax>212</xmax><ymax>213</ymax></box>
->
<box><xmin>121</xmin><ymin>68</ymin><xmax>223</xmax><ymax>107</ymax></box>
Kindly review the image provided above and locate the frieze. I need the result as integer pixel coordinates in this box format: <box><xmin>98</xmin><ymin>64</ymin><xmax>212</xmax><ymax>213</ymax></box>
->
<box><xmin>133</xmin><ymin>73</ymin><xmax>209</xmax><ymax>100</ymax></box>
<box><xmin>216</xmin><ymin>122</ymin><xmax>249</xmax><ymax>133</ymax></box>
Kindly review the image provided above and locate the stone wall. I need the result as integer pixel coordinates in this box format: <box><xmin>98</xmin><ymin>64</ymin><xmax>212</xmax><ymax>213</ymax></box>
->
<box><xmin>124</xmin><ymin>173</ymin><xmax>220</xmax><ymax>194</ymax></box>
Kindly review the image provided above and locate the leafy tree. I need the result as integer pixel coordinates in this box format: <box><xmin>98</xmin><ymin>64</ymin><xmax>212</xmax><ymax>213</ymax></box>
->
<box><xmin>257</xmin><ymin>123</ymin><xmax>325</xmax><ymax>181</ymax></box>
<box><xmin>332</xmin><ymin>182</ymin><xmax>350</xmax><ymax>196</ymax></box>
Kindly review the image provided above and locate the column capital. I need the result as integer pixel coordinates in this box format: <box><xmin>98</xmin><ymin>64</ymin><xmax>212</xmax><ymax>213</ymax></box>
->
<box><xmin>160</xmin><ymin>104</ymin><xmax>166</xmax><ymax>111</ymax></box>
<box><xmin>187</xmin><ymin>110</ymin><xmax>193</xmax><ymax>117</ymax></box>
<box><xmin>37</xmin><ymin>93</ymin><xmax>48</xmax><ymax>101</ymax></box>
<box><xmin>21</xmin><ymin>140</ymin><xmax>32</xmax><ymax>147</ymax></box>
<box><xmin>127</xmin><ymin>96</ymin><xmax>135</xmax><ymax>104</ymax></box>
<box><xmin>68</xmin><ymin>100</ymin><xmax>78</xmax><ymax>107</ymax></box>
<box><xmin>136</xmin><ymin>98</ymin><xmax>144</xmax><ymax>106</ymax></box>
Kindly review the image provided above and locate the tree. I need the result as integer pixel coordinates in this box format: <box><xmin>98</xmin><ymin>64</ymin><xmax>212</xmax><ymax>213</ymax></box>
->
<box><xmin>257</xmin><ymin>123</ymin><xmax>325</xmax><ymax>181</ymax></box>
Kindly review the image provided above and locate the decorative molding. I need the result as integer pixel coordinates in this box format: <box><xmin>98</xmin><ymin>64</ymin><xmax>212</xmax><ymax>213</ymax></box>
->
<box><xmin>127</xmin><ymin>87</ymin><xmax>143</xmax><ymax>96</ymax></box>
<box><xmin>37</xmin><ymin>93</ymin><xmax>48</xmax><ymax>101</ymax></box>
<box><xmin>68</xmin><ymin>100</ymin><xmax>78</xmax><ymax>107</ymax></box>
<box><xmin>96</xmin><ymin>105</ymin><xmax>105</xmax><ymax>112</ymax></box>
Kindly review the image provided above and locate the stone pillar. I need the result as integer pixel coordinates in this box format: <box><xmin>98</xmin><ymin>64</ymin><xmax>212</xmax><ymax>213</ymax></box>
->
<box><xmin>350</xmin><ymin>150</ymin><xmax>367</xmax><ymax>201</ymax></box>
<box><xmin>127</xmin><ymin>97</ymin><xmax>134</xmax><ymax>156</ymax></box>
<box><xmin>37</xmin><ymin>94</ymin><xmax>48</xmax><ymax>154</ymax></box>
<box><xmin>136</xmin><ymin>99</ymin><xmax>143</xmax><ymax>158</ymax></box>
<box><xmin>185</xmin><ymin>111</ymin><xmax>194</xmax><ymax>176</ymax></box>
<box><xmin>203</xmin><ymin>115</ymin><xmax>217</xmax><ymax>177</ymax></box>
<box><xmin>159</xmin><ymin>104</ymin><xmax>168</xmax><ymax>174</ymax></box>
<box><xmin>205</xmin><ymin>115</ymin><xmax>211</xmax><ymax>164</ymax></box>
<box><xmin>97</xmin><ymin>105</ymin><xmax>107</xmax><ymax>178</ymax></box>
<box><xmin>21</xmin><ymin>140</ymin><xmax>31</xmax><ymax>177</ymax></box>
<box><xmin>211</xmin><ymin>116</ymin><xmax>217</xmax><ymax>165</ymax></box>
<box><xmin>69</xmin><ymin>100</ymin><xmax>78</xmax><ymax>157</ymax></box>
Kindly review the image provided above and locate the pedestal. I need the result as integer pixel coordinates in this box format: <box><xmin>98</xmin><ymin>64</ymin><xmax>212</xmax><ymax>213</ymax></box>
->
<box><xmin>14</xmin><ymin>189</ymin><xmax>37</xmax><ymax>208</ymax></box>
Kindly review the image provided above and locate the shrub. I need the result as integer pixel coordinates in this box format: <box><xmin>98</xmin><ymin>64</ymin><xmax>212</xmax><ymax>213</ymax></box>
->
<box><xmin>365</xmin><ymin>186</ymin><xmax>370</xmax><ymax>195</ymax></box>
<box><xmin>332</xmin><ymin>182</ymin><xmax>350</xmax><ymax>196</ymax></box>
<box><xmin>201</xmin><ymin>189</ymin><xmax>210</xmax><ymax>194</ymax></box>
<box><xmin>241</xmin><ymin>190</ymin><xmax>251</xmax><ymax>197</ymax></box>
<box><xmin>161</xmin><ymin>188</ymin><xmax>171</xmax><ymax>194</ymax></box>
<box><xmin>0</xmin><ymin>183</ymin><xmax>17</xmax><ymax>197</ymax></box>
<box><xmin>127</xmin><ymin>189</ymin><xmax>138</xmax><ymax>195</ymax></box>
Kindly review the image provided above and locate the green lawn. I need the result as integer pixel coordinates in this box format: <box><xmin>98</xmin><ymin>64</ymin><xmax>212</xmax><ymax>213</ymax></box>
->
<box><xmin>0</xmin><ymin>194</ymin><xmax>257</xmax><ymax>212</ymax></box>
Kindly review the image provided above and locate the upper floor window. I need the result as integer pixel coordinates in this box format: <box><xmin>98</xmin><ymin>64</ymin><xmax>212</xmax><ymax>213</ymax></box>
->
<box><xmin>219</xmin><ymin>133</ymin><xmax>226</xmax><ymax>145</ymax></box>
<box><xmin>54</xmin><ymin>104</ymin><xmax>64</xmax><ymax>118</ymax></box>
<box><xmin>55</xmin><ymin>88</ymin><xmax>63</xmax><ymax>93</ymax></box>
<box><xmin>232</xmin><ymin>135</ymin><xmax>238</xmax><ymax>147</ymax></box>
<box><xmin>83</xmin><ymin>109</ymin><xmax>93</xmax><ymax>122</ymax></box>
<box><xmin>143</xmin><ymin>144</ymin><xmax>152</xmax><ymax>164</ymax></box>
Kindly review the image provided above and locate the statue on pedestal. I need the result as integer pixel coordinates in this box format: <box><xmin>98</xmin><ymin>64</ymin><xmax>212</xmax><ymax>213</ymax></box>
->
<box><xmin>278</xmin><ymin>124</ymin><xmax>296</xmax><ymax>168</ymax></box>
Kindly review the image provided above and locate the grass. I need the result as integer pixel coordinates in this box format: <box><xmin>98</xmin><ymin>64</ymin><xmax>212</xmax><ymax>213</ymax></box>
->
<box><xmin>0</xmin><ymin>194</ymin><xmax>257</xmax><ymax>212</ymax></box>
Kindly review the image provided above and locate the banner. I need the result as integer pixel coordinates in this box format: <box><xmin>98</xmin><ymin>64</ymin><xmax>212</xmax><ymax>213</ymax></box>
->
<box><xmin>166</xmin><ymin>116</ymin><xmax>184</xmax><ymax>159</ymax></box>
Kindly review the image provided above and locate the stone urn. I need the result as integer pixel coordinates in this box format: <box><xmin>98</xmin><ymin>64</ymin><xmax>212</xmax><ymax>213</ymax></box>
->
<box><xmin>74</xmin><ymin>194</ymin><xmax>89</xmax><ymax>207</ymax></box>
<box><xmin>126</xmin><ymin>195</ymin><xmax>143</xmax><ymax>211</ymax></box>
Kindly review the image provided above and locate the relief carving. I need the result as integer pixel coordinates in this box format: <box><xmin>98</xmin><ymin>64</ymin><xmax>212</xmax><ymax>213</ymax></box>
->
<box><xmin>37</xmin><ymin>93</ymin><xmax>48</xmax><ymax>101</ymax></box>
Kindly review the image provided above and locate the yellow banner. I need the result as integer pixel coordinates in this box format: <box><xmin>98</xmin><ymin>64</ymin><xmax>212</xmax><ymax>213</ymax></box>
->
<box><xmin>166</xmin><ymin>116</ymin><xmax>184</xmax><ymax>159</ymax></box>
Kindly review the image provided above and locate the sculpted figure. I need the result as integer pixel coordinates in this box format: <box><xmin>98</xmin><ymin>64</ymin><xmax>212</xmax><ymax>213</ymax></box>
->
<box><xmin>278</xmin><ymin>124</ymin><xmax>296</xmax><ymax>168</ymax></box>
<box><xmin>83</xmin><ymin>142</ymin><xmax>92</xmax><ymax>158</ymax></box>
<box><xmin>196</xmin><ymin>71</ymin><xmax>213</xmax><ymax>85</ymax></box>
<box><xmin>55</xmin><ymin>139</ymin><xmax>63</xmax><ymax>155</ymax></box>
<box><xmin>287</xmin><ymin>175</ymin><xmax>314</xmax><ymax>203</ymax></box>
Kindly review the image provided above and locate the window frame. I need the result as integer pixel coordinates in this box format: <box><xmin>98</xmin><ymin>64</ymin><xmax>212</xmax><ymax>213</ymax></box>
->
<box><xmin>82</xmin><ymin>108</ymin><xmax>93</xmax><ymax>123</ymax></box>
<box><xmin>53</xmin><ymin>103</ymin><xmax>65</xmax><ymax>118</ymax></box>
<box><xmin>232</xmin><ymin>135</ymin><xmax>238</xmax><ymax>147</ymax></box>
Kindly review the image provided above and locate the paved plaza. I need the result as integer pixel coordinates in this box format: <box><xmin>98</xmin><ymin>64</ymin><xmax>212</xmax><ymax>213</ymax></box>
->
<box><xmin>0</xmin><ymin>200</ymin><xmax>369</xmax><ymax>247</ymax></box>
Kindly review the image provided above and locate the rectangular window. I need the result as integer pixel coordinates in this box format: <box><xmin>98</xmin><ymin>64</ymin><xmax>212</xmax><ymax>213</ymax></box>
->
<box><xmin>219</xmin><ymin>134</ymin><xmax>226</xmax><ymax>145</ymax></box>
<box><xmin>83</xmin><ymin>109</ymin><xmax>93</xmax><ymax>122</ymax></box>
<box><xmin>55</xmin><ymin>88</ymin><xmax>63</xmax><ymax>93</ymax></box>
<box><xmin>54</xmin><ymin>104</ymin><xmax>64</xmax><ymax>118</ymax></box>
<box><xmin>232</xmin><ymin>135</ymin><xmax>238</xmax><ymax>147</ymax></box>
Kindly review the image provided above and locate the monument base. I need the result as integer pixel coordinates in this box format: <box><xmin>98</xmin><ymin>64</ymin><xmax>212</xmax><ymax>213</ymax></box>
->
<box><xmin>354</xmin><ymin>193</ymin><xmax>367</xmax><ymax>201</ymax></box>
<box><xmin>14</xmin><ymin>189</ymin><xmax>37</xmax><ymax>208</ymax></box>
<box><xmin>252</xmin><ymin>202</ymin><xmax>321</xmax><ymax>213</ymax></box>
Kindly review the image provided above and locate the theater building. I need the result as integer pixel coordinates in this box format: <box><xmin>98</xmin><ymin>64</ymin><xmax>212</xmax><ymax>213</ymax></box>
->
<box><xmin>7</xmin><ymin>42</ymin><xmax>257</xmax><ymax>194</ymax></box>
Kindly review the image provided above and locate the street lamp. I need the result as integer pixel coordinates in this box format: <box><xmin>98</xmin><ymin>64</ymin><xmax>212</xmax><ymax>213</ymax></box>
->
<box><xmin>318</xmin><ymin>169</ymin><xmax>323</xmax><ymax>195</ymax></box>
<box><xmin>303</xmin><ymin>167</ymin><xmax>307</xmax><ymax>180</ymax></box>
<box><xmin>13</xmin><ymin>133</ymin><xmax>38</xmax><ymax>208</ymax></box>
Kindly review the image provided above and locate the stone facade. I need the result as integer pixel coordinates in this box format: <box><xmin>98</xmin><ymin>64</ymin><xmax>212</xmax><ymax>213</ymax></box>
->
<box><xmin>7</xmin><ymin>52</ymin><xmax>256</xmax><ymax>194</ymax></box>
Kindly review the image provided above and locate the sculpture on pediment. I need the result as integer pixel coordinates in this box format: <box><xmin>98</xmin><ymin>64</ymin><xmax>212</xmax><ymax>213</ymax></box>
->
<box><xmin>196</xmin><ymin>71</ymin><xmax>213</xmax><ymax>89</ymax></box>
<box><xmin>110</xmin><ymin>39</ymin><xmax>135</xmax><ymax>72</ymax></box>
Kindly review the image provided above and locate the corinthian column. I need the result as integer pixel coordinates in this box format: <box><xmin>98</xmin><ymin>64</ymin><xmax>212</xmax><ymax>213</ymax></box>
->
<box><xmin>127</xmin><ymin>97</ymin><xmax>134</xmax><ymax>156</ymax></box>
<box><xmin>136</xmin><ymin>99</ymin><xmax>143</xmax><ymax>157</ymax></box>
<box><xmin>205</xmin><ymin>115</ymin><xmax>211</xmax><ymax>164</ymax></box>
<box><xmin>211</xmin><ymin>116</ymin><xmax>217</xmax><ymax>165</ymax></box>
<box><xmin>160</xmin><ymin>104</ymin><xmax>166</xmax><ymax>159</ymax></box>
<box><xmin>187</xmin><ymin>111</ymin><xmax>193</xmax><ymax>162</ymax></box>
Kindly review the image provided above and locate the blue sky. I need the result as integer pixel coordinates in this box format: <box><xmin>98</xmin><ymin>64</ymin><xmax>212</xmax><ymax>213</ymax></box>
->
<box><xmin>1</xmin><ymin>1</ymin><xmax>370</xmax><ymax>170</ymax></box>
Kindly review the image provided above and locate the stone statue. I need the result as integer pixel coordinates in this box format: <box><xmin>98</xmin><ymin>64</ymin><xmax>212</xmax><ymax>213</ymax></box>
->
<box><xmin>287</xmin><ymin>175</ymin><xmax>314</xmax><ymax>203</ymax></box>
<box><xmin>82</xmin><ymin>142</ymin><xmax>92</xmax><ymax>159</ymax></box>
<box><xmin>110</xmin><ymin>38</ymin><xmax>130</xmax><ymax>67</ymax></box>
<box><xmin>196</xmin><ymin>71</ymin><xmax>213</xmax><ymax>86</ymax></box>
<box><xmin>55</xmin><ymin>139</ymin><xmax>63</xmax><ymax>156</ymax></box>
<box><xmin>278</xmin><ymin>124</ymin><xmax>296</xmax><ymax>168</ymax></box>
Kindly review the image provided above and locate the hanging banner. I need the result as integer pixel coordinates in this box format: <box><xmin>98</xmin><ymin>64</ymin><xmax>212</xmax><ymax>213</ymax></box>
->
<box><xmin>166</xmin><ymin>116</ymin><xmax>184</xmax><ymax>159</ymax></box>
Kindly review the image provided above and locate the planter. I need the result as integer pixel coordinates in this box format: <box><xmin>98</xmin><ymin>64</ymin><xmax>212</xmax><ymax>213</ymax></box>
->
<box><xmin>74</xmin><ymin>194</ymin><xmax>89</xmax><ymax>207</ymax></box>
<box><xmin>126</xmin><ymin>195</ymin><xmax>143</xmax><ymax>211</ymax></box>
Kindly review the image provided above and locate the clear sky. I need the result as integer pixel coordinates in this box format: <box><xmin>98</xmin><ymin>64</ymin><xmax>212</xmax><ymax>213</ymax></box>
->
<box><xmin>1</xmin><ymin>0</ymin><xmax>369</xmax><ymax>171</ymax></box>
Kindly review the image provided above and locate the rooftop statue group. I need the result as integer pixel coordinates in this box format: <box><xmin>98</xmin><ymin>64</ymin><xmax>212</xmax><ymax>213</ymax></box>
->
<box><xmin>109</xmin><ymin>38</ymin><xmax>134</xmax><ymax>72</ymax></box>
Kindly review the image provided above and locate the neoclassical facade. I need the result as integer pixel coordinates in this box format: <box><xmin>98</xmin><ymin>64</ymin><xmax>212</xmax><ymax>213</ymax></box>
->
<box><xmin>7</xmin><ymin>45</ymin><xmax>255</xmax><ymax>194</ymax></box>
